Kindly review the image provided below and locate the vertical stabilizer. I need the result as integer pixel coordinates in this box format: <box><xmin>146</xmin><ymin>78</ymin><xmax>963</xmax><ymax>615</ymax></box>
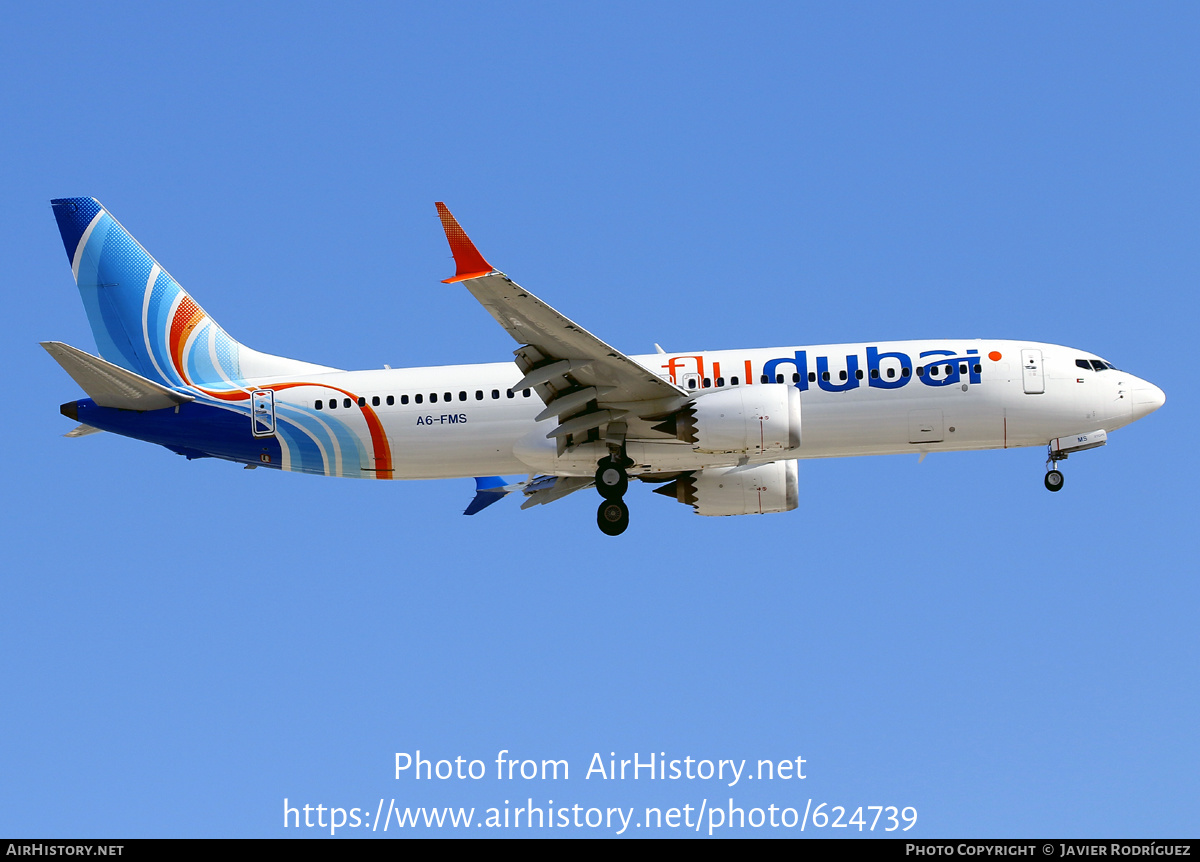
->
<box><xmin>50</xmin><ymin>198</ymin><xmax>336</xmax><ymax>392</ymax></box>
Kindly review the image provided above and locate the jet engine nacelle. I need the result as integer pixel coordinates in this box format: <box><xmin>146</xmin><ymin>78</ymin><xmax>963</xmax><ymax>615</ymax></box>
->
<box><xmin>654</xmin><ymin>460</ymin><xmax>799</xmax><ymax>517</ymax></box>
<box><xmin>654</xmin><ymin>384</ymin><xmax>801</xmax><ymax>455</ymax></box>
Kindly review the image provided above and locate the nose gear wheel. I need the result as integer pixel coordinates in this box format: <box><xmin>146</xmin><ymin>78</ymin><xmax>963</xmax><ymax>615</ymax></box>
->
<box><xmin>1044</xmin><ymin>442</ymin><xmax>1067</xmax><ymax>492</ymax></box>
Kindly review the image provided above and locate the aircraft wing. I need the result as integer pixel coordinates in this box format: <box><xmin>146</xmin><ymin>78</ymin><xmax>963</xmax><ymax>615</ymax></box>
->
<box><xmin>436</xmin><ymin>204</ymin><xmax>690</xmax><ymax>436</ymax></box>
<box><xmin>462</xmin><ymin>474</ymin><xmax>594</xmax><ymax>515</ymax></box>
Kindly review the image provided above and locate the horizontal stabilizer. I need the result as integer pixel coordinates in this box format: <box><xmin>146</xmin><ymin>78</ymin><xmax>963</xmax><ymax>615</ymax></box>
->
<box><xmin>41</xmin><ymin>341</ymin><xmax>194</xmax><ymax>411</ymax></box>
<box><xmin>64</xmin><ymin>423</ymin><xmax>104</xmax><ymax>438</ymax></box>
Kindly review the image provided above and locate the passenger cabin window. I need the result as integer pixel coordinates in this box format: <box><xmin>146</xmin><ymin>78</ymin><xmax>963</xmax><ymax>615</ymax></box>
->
<box><xmin>371</xmin><ymin>396</ymin><xmax>380</xmax><ymax>406</ymax></box>
<box><xmin>792</xmin><ymin>373</ymin><xmax>800</xmax><ymax>383</ymax></box>
<box><xmin>703</xmin><ymin>378</ymin><xmax>712</xmax><ymax>388</ymax></box>
<box><xmin>776</xmin><ymin>374</ymin><xmax>784</xmax><ymax>384</ymax></box>
<box><xmin>523</xmin><ymin>389</ymin><xmax>531</xmax><ymax>397</ymax></box>
<box><xmin>809</xmin><ymin>372</ymin><xmax>817</xmax><ymax>382</ymax></box>
<box><xmin>507</xmin><ymin>389</ymin><xmax>515</xmax><ymax>399</ymax></box>
<box><xmin>387</xmin><ymin>395</ymin><xmax>395</xmax><ymax>406</ymax></box>
<box><xmin>761</xmin><ymin>375</ymin><xmax>769</xmax><ymax>384</ymax></box>
<box><xmin>475</xmin><ymin>390</ymin><xmax>483</xmax><ymax>400</ymax></box>
<box><xmin>315</xmin><ymin>399</ymin><xmax>323</xmax><ymax>410</ymax></box>
<box><xmin>430</xmin><ymin>393</ymin><xmax>438</xmax><ymax>403</ymax></box>
<box><xmin>731</xmin><ymin>376</ymin><xmax>740</xmax><ymax>385</ymax></box>
<box><xmin>343</xmin><ymin>398</ymin><xmax>351</xmax><ymax>408</ymax></box>
<box><xmin>492</xmin><ymin>389</ymin><xmax>500</xmax><ymax>399</ymax></box>
<box><xmin>444</xmin><ymin>392</ymin><xmax>451</xmax><ymax>401</ymax></box>
<box><xmin>716</xmin><ymin>377</ymin><xmax>725</xmax><ymax>387</ymax></box>
<box><xmin>459</xmin><ymin>391</ymin><xmax>467</xmax><ymax>401</ymax></box>
<box><xmin>415</xmin><ymin>394</ymin><xmax>423</xmax><ymax>404</ymax></box>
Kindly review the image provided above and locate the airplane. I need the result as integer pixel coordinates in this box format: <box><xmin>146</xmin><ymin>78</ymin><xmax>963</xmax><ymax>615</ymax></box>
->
<box><xmin>43</xmin><ymin>197</ymin><xmax>1165</xmax><ymax>536</ymax></box>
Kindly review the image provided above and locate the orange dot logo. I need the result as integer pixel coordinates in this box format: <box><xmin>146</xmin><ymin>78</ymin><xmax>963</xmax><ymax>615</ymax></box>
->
<box><xmin>988</xmin><ymin>351</ymin><xmax>1002</xmax><ymax>361</ymax></box>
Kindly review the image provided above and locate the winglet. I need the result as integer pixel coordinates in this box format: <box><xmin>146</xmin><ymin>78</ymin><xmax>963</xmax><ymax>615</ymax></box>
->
<box><xmin>436</xmin><ymin>202</ymin><xmax>494</xmax><ymax>283</ymax></box>
<box><xmin>463</xmin><ymin>476</ymin><xmax>512</xmax><ymax>515</ymax></box>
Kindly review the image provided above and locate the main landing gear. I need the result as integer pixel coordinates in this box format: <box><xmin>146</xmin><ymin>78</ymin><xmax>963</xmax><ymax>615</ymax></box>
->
<box><xmin>597</xmin><ymin>497</ymin><xmax>630</xmax><ymax>536</ymax></box>
<box><xmin>1044</xmin><ymin>443</ymin><xmax>1066</xmax><ymax>492</ymax></box>
<box><xmin>595</xmin><ymin>455</ymin><xmax>632</xmax><ymax>536</ymax></box>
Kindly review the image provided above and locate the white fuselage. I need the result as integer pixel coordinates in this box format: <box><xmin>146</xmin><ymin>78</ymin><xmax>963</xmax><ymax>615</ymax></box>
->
<box><xmin>243</xmin><ymin>339</ymin><xmax>1163</xmax><ymax>481</ymax></box>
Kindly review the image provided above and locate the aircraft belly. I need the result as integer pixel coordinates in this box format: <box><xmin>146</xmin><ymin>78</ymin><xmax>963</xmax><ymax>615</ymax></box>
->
<box><xmin>69</xmin><ymin>399</ymin><xmax>285</xmax><ymax>467</ymax></box>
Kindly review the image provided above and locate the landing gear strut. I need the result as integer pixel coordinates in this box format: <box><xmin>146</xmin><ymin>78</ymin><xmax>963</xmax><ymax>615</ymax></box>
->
<box><xmin>1044</xmin><ymin>444</ymin><xmax>1066</xmax><ymax>492</ymax></box>
<box><xmin>594</xmin><ymin>450</ymin><xmax>632</xmax><ymax>535</ymax></box>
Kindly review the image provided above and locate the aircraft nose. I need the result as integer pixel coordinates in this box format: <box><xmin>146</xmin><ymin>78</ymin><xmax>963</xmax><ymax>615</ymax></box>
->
<box><xmin>1131</xmin><ymin>381</ymin><xmax>1166</xmax><ymax>420</ymax></box>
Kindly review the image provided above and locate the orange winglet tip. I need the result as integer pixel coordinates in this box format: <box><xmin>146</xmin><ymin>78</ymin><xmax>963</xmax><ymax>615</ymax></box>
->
<box><xmin>436</xmin><ymin>202</ymin><xmax>493</xmax><ymax>283</ymax></box>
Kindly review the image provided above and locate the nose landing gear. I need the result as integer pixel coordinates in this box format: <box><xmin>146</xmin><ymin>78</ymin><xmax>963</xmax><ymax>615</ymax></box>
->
<box><xmin>1041</xmin><ymin>429</ymin><xmax>1107</xmax><ymax>492</ymax></box>
<box><xmin>594</xmin><ymin>454</ymin><xmax>632</xmax><ymax>535</ymax></box>
<box><xmin>1044</xmin><ymin>443</ymin><xmax>1066</xmax><ymax>492</ymax></box>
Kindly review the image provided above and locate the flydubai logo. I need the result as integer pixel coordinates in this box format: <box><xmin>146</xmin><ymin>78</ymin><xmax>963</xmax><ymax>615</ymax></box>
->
<box><xmin>663</xmin><ymin>347</ymin><xmax>986</xmax><ymax>393</ymax></box>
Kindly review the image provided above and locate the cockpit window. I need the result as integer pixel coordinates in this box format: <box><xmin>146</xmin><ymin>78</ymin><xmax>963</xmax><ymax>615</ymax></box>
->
<box><xmin>1077</xmin><ymin>358</ymin><xmax>1119</xmax><ymax>372</ymax></box>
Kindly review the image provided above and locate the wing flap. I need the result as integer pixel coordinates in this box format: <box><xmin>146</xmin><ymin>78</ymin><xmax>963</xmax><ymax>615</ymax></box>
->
<box><xmin>519</xmin><ymin>475</ymin><xmax>594</xmax><ymax>509</ymax></box>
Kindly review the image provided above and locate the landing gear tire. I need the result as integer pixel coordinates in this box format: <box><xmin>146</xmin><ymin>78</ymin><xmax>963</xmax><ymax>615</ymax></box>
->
<box><xmin>1044</xmin><ymin>470</ymin><xmax>1064</xmax><ymax>492</ymax></box>
<box><xmin>595</xmin><ymin>457</ymin><xmax>629</xmax><ymax>500</ymax></box>
<box><xmin>597</xmin><ymin>498</ymin><xmax>630</xmax><ymax>536</ymax></box>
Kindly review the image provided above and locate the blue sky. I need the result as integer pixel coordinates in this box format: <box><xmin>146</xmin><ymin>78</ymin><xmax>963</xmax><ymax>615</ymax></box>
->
<box><xmin>2</xmin><ymin>2</ymin><xmax>1197</xmax><ymax>837</ymax></box>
